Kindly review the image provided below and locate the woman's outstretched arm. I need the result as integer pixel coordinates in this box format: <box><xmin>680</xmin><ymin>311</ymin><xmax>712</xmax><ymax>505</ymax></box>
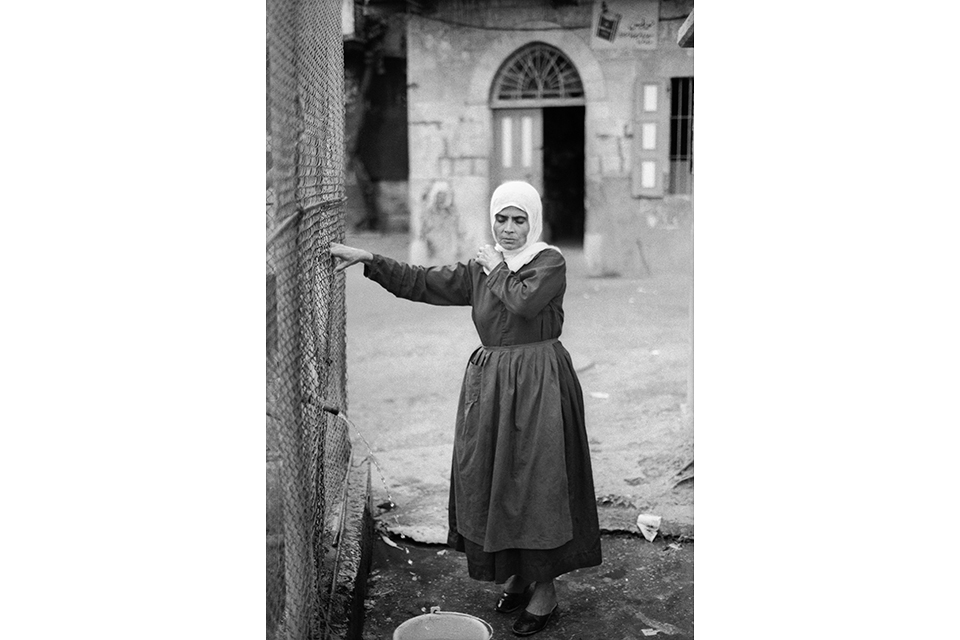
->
<box><xmin>330</xmin><ymin>242</ymin><xmax>473</xmax><ymax>306</ymax></box>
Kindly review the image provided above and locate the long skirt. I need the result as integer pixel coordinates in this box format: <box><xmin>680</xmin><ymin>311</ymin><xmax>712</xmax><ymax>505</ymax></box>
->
<box><xmin>446</xmin><ymin>338</ymin><xmax>602</xmax><ymax>583</ymax></box>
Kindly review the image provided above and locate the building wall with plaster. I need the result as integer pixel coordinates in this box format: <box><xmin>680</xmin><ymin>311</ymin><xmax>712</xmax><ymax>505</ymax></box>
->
<box><xmin>406</xmin><ymin>0</ymin><xmax>693</xmax><ymax>275</ymax></box>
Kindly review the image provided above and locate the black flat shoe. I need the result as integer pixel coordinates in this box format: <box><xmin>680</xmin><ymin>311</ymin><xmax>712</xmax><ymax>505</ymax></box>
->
<box><xmin>512</xmin><ymin>605</ymin><xmax>558</xmax><ymax>636</ymax></box>
<box><xmin>495</xmin><ymin>584</ymin><xmax>533</xmax><ymax>614</ymax></box>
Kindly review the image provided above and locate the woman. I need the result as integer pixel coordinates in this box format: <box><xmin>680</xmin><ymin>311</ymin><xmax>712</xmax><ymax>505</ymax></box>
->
<box><xmin>331</xmin><ymin>181</ymin><xmax>601</xmax><ymax>636</ymax></box>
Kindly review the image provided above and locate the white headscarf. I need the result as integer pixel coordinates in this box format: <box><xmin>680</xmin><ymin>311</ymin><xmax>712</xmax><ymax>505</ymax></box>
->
<box><xmin>486</xmin><ymin>181</ymin><xmax>560</xmax><ymax>274</ymax></box>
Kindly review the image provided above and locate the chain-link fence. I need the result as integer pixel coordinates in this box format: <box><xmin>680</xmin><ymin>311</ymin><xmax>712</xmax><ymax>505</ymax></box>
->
<box><xmin>267</xmin><ymin>0</ymin><xmax>349</xmax><ymax>638</ymax></box>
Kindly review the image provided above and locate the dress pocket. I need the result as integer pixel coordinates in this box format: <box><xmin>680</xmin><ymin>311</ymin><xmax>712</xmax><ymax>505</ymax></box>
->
<box><xmin>463</xmin><ymin>361</ymin><xmax>482</xmax><ymax>404</ymax></box>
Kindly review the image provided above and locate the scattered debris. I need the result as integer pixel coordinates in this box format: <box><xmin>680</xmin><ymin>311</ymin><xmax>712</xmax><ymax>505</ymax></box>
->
<box><xmin>576</xmin><ymin>360</ymin><xmax>596</xmax><ymax>374</ymax></box>
<box><xmin>636</xmin><ymin>514</ymin><xmax>663</xmax><ymax>542</ymax></box>
<box><xmin>641</xmin><ymin>629</ymin><xmax>663</xmax><ymax>636</ymax></box>
<box><xmin>380</xmin><ymin>534</ymin><xmax>401</xmax><ymax>550</ymax></box>
<box><xmin>666</xmin><ymin>542</ymin><xmax>683</xmax><ymax>552</ymax></box>
<box><xmin>597</xmin><ymin>494</ymin><xmax>637</xmax><ymax>509</ymax></box>
<box><xmin>673</xmin><ymin>460</ymin><xmax>694</xmax><ymax>488</ymax></box>
<box><xmin>436</xmin><ymin>549</ymin><xmax>447</xmax><ymax>556</ymax></box>
<box><xmin>377</xmin><ymin>500</ymin><xmax>396</xmax><ymax>511</ymax></box>
<box><xmin>624</xmin><ymin>475</ymin><xmax>646</xmax><ymax>486</ymax></box>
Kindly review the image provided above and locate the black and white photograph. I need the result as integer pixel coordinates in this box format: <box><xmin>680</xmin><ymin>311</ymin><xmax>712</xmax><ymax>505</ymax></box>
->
<box><xmin>267</xmin><ymin>1</ymin><xmax>694</xmax><ymax>638</ymax></box>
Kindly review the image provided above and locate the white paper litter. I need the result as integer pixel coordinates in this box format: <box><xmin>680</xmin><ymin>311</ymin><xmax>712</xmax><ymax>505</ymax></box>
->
<box><xmin>636</xmin><ymin>513</ymin><xmax>662</xmax><ymax>542</ymax></box>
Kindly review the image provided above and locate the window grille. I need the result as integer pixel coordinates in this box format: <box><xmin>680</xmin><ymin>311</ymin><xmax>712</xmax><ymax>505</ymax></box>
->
<box><xmin>491</xmin><ymin>42</ymin><xmax>585</xmax><ymax>108</ymax></box>
<box><xmin>669</xmin><ymin>77</ymin><xmax>693</xmax><ymax>194</ymax></box>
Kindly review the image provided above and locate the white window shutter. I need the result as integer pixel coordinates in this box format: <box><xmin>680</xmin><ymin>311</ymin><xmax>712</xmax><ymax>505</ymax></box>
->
<box><xmin>632</xmin><ymin>79</ymin><xmax>669</xmax><ymax>198</ymax></box>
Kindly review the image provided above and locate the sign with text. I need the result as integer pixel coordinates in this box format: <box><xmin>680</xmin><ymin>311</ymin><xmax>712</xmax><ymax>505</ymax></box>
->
<box><xmin>590</xmin><ymin>0</ymin><xmax>659</xmax><ymax>50</ymax></box>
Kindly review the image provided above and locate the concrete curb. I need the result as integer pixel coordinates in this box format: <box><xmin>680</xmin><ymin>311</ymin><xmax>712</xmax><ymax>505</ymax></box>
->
<box><xmin>597</xmin><ymin>505</ymin><xmax>694</xmax><ymax>539</ymax></box>
<box><xmin>325</xmin><ymin>458</ymin><xmax>375</xmax><ymax>640</ymax></box>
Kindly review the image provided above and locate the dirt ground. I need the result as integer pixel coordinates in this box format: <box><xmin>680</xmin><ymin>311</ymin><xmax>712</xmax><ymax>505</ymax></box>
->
<box><xmin>342</xmin><ymin>232</ymin><xmax>694</xmax><ymax>541</ymax></box>
<box><xmin>336</xmin><ymin>231</ymin><xmax>694</xmax><ymax>637</ymax></box>
<box><xmin>361</xmin><ymin>532</ymin><xmax>693</xmax><ymax>640</ymax></box>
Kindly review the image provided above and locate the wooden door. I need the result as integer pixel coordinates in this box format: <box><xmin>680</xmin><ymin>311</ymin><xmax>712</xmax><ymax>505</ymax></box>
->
<box><xmin>491</xmin><ymin>109</ymin><xmax>543</xmax><ymax>194</ymax></box>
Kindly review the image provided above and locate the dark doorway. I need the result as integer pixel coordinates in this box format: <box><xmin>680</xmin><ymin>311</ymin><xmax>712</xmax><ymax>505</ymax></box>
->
<box><xmin>542</xmin><ymin>106</ymin><xmax>585</xmax><ymax>244</ymax></box>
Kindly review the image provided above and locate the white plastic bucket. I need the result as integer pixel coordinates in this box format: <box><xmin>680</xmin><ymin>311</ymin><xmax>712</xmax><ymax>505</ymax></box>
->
<box><xmin>392</xmin><ymin>611</ymin><xmax>493</xmax><ymax>640</ymax></box>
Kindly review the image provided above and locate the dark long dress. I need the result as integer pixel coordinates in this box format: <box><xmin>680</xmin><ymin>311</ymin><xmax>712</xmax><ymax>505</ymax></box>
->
<box><xmin>363</xmin><ymin>249</ymin><xmax>602</xmax><ymax>583</ymax></box>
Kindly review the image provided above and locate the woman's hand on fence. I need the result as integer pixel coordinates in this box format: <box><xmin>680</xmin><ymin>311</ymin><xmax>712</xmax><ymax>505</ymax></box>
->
<box><xmin>476</xmin><ymin>244</ymin><xmax>504</xmax><ymax>271</ymax></box>
<box><xmin>330</xmin><ymin>243</ymin><xmax>373</xmax><ymax>273</ymax></box>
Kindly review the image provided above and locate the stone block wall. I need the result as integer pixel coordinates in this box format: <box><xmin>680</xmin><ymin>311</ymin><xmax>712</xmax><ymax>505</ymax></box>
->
<box><xmin>406</xmin><ymin>0</ymin><xmax>693</xmax><ymax>275</ymax></box>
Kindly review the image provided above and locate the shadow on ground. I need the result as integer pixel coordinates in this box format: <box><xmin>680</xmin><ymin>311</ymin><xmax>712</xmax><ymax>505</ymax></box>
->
<box><xmin>361</xmin><ymin>530</ymin><xmax>693</xmax><ymax>640</ymax></box>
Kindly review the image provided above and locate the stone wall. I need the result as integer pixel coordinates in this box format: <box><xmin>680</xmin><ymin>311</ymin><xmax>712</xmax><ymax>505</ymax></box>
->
<box><xmin>406</xmin><ymin>0</ymin><xmax>693</xmax><ymax>275</ymax></box>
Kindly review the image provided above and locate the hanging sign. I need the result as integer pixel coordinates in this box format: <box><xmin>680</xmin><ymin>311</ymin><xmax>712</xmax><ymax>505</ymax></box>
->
<box><xmin>591</xmin><ymin>0</ymin><xmax>659</xmax><ymax>50</ymax></box>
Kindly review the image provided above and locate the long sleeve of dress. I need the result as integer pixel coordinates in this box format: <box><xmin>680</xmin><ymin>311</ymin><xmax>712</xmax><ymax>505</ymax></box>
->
<box><xmin>363</xmin><ymin>254</ymin><xmax>473</xmax><ymax>306</ymax></box>
<box><xmin>484</xmin><ymin>250</ymin><xmax>566</xmax><ymax>319</ymax></box>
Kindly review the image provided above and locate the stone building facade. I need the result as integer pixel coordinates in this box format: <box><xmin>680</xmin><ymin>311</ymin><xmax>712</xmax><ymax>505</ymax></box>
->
<box><xmin>405</xmin><ymin>0</ymin><xmax>693</xmax><ymax>276</ymax></box>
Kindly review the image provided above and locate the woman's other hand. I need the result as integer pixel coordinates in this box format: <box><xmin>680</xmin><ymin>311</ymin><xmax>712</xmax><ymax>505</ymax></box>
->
<box><xmin>476</xmin><ymin>244</ymin><xmax>504</xmax><ymax>271</ymax></box>
<box><xmin>330</xmin><ymin>242</ymin><xmax>373</xmax><ymax>273</ymax></box>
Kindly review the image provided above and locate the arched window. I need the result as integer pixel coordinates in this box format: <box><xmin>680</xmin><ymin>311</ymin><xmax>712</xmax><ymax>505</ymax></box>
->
<box><xmin>490</xmin><ymin>42</ymin><xmax>585</xmax><ymax>108</ymax></box>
